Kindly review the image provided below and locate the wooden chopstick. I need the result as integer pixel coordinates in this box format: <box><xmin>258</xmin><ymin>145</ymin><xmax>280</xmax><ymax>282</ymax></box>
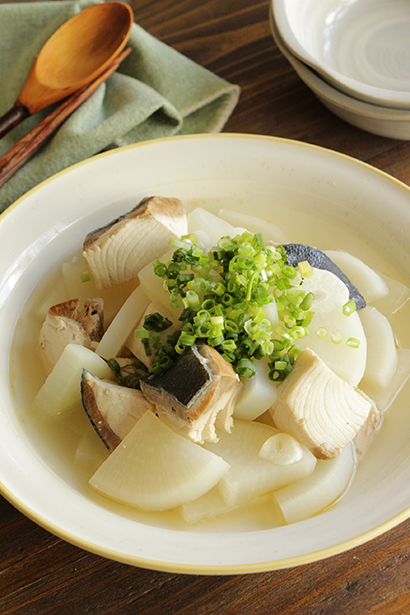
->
<box><xmin>0</xmin><ymin>47</ymin><xmax>132</xmax><ymax>189</ymax></box>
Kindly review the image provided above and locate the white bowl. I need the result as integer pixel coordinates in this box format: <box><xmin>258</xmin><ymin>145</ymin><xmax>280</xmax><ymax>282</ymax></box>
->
<box><xmin>272</xmin><ymin>0</ymin><xmax>410</xmax><ymax>109</ymax></box>
<box><xmin>270</xmin><ymin>9</ymin><xmax>410</xmax><ymax>140</ymax></box>
<box><xmin>2</xmin><ymin>134</ymin><xmax>410</xmax><ymax>573</ymax></box>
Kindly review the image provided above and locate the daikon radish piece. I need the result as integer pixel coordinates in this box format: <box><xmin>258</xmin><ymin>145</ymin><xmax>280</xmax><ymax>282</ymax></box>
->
<box><xmin>89</xmin><ymin>411</ymin><xmax>230</xmax><ymax>511</ymax></box>
<box><xmin>234</xmin><ymin>358</ymin><xmax>277</xmax><ymax>420</ymax></box>
<box><xmin>218</xmin><ymin>209</ymin><xmax>288</xmax><ymax>244</ymax></box>
<box><xmin>371</xmin><ymin>273</ymin><xmax>410</xmax><ymax>316</ymax></box>
<box><xmin>36</xmin><ymin>276</ymin><xmax>68</xmax><ymax>320</ymax></box>
<box><xmin>137</xmin><ymin>248</ymin><xmax>175</xmax><ymax>309</ymax></box>
<box><xmin>181</xmin><ymin>485</ymin><xmax>236</xmax><ymax>525</ymax></box>
<box><xmin>325</xmin><ymin>250</ymin><xmax>388</xmax><ymax>302</ymax></box>
<box><xmin>259</xmin><ymin>433</ymin><xmax>303</xmax><ymax>465</ymax></box>
<box><xmin>297</xmin><ymin>268</ymin><xmax>367</xmax><ymax>387</ymax></box>
<box><xmin>359</xmin><ymin>306</ymin><xmax>398</xmax><ymax>389</ymax></box>
<box><xmin>34</xmin><ymin>344</ymin><xmax>112</xmax><ymax>416</ymax></box>
<box><xmin>62</xmin><ymin>254</ymin><xmax>139</xmax><ymax>326</ymax></box>
<box><xmin>75</xmin><ymin>430</ymin><xmax>109</xmax><ymax>467</ymax></box>
<box><xmin>360</xmin><ymin>347</ymin><xmax>410</xmax><ymax>412</ymax></box>
<box><xmin>202</xmin><ymin>420</ymin><xmax>316</xmax><ymax>508</ymax></box>
<box><xmin>96</xmin><ymin>286</ymin><xmax>150</xmax><ymax>360</ymax></box>
<box><xmin>187</xmin><ymin>208</ymin><xmax>233</xmax><ymax>245</ymax></box>
<box><xmin>273</xmin><ymin>442</ymin><xmax>357</xmax><ymax>524</ymax></box>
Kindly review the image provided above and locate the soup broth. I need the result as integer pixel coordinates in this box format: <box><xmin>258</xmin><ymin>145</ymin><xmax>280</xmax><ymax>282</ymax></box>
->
<box><xmin>10</xmin><ymin>201</ymin><xmax>410</xmax><ymax>532</ymax></box>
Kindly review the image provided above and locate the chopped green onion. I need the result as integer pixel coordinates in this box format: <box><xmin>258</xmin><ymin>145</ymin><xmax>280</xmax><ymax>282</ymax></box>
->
<box><xmin>342</xmin><ymin>300</ymin><xmax>357</xmax><ymax>317</ymax></box>
<box><xmin>298</xmin><ymin>260</ymin><xmax>313</xmax><ymax>278</ymax></box>
<box><xmin>135</xmin><ymin>329</ymin><xmax>151</xmax><ymax>339</ymax></box>
<box><xmin>316</xmin><ymin>326</ymin><xmax>328</xmax><ymax>338</ymax></box>
<box><xmin>346</xmin><ymin>337</ymin><xmax>361</xmax><ymax>348</ymax></box>
<box><xmin>330</xmin><ymin>330</ymin><xmax>343</xmax><ymax>345</ymax></box>
<box><xmin>80</xmin><ymin>271</ymin><xmax>91</xmax><ymax>283</ymax></box>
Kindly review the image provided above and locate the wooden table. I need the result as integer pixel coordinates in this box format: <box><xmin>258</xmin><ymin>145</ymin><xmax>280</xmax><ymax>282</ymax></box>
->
<box><xmin>2</xmin><ymin>1</ymin><xmax>410</xmax><ymax>613</ymax></box>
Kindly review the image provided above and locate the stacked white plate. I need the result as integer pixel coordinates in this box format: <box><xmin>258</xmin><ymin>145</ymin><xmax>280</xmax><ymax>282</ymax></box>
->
<box><xmin>270</xmin><ymin>0</ymin><xmax>410</xmax><ymax>139</ymax></box>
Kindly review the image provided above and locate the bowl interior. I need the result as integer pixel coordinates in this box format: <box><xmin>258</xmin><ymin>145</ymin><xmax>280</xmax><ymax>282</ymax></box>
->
<box><xmin>3</xmin><ymin>134</ymin><xmax>410</xmax><ymax>572</ymax></box>
<box><xmin>272</xmin><ymin>0</ymin><xmax>410</xmax><ymax>107</ymax></box>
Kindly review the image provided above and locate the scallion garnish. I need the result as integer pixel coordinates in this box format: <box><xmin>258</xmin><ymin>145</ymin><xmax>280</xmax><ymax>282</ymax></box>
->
<box><xmin>147</xmin><ymin>230</ymin><xmax>315</xmax><ymax>380</ymax></box>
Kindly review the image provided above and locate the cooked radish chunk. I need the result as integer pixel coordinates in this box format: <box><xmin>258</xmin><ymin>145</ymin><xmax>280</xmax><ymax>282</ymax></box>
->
<box><xmin>89</xmin><ymin>411</ymin><xmax>230</xmax><ymax>511</ymax></box>
<box><xmin>96</xmin><ymin>285</ymin><xmax>150</xmax><ymax>360</ymax></box>
<box><xmin>187</xmin><ymin>208</ymin><xmax>233</xmax><ymax>245</ymax></box>
<box><xmin>233</xmin><ymin>358</ymin><xmax>277</xmax><ymax>421</ymax></box>
<box><xmin>83</xmin><ymin>196</ymin><xmax>187</xmax><ymax>288</ymax></box>
<box><xmin>360</xmin><ymin>347</ymin><xmax>410</xmax><ymax>412</ymax></box>
<box><xmin>126</xmin><ymin>301</ymin><xmax>180</xmax><ymax>368</ymax></box>
<box><xmin>259</xmin><ymin>433</ymin><xmax>303</xmax><ymax>465</ymax></box>
<box><xmin>217</xmin><ymin>209</ymin><xmax>288</xmax><ymax>244</ymax></box>
<box><xmin>296</xmin><ymin>268</ymin><xmax>367</xmax><ymax>387</ymax></box>
<box><xmin>81</xmin><ymin>370</ymin><xmax>154</xmax><ymax>450</ymax></box>
<box><xmin>202</xmin><ymin>420</ymin><xmax>316</xmax><ymax>508</ymax></box>
<box><xmin>273</xmin><ymin>442</ymin><xmax>357</xmax><ymax>524</ymax></box>
<box><xmin>371</xmin><ymin>273</ymin><xmax>410</xmax><ymax>318</ymax></box>
<box><xmin>141</xmin><ymin>344</ymin><xmax>242</xmax><ymax>443</ymax></box>
<box><xmin>359</xmin><ymin>306</ymin><xmax>398</xmax><ymax>389</ymax></box>
<box><xmin>35</xmin><ymin>344</ymin><xmax>112</xmax><ymax>416</ymax></box>
<box><xmin>270</xmin><ymin>349</ymin><xmax>372</xmax><ymax>459</ymax></box>
<box><xmin>325</xmin><ymin>250</ymin><xmax>388</xmax><ymax>303</ymax></box>
<box><xmin>181</xmin><ymin>485</ymin><xmax>236</xmax><ymax>525</ymax></box>
<box><xmin>62</xmin><ymin>254</ymin><xmax>139</xmax><ymax>325</ymax></box>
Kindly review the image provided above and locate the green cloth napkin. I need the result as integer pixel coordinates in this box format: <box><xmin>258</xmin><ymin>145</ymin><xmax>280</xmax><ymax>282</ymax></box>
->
<box><xmin>0</xmin><ymin>0</ymin><xmax>240</xmax><ymax>211</ymax></box>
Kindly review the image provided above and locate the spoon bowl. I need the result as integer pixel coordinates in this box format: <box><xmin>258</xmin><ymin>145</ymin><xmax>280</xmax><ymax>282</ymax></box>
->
<box><xmin>0</xmin><ymin>1</ymin><xmax>133</xmax><ymax>138</ymax></box>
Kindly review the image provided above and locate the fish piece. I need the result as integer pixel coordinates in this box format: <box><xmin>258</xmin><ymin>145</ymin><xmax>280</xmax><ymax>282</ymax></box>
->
<box><xmin>39</xmin><ymin>298</ymin><xmax>104</xmax><ymax>367</ymax></box>
<box><xmin>83</xmin><ymin>196</ymin><xmax>187</xmax><ymax>288</ymax></box>
<box><xmin>281</xmin><ymin>243</ymin><xmax>366</xmax><ymax>309</ymax></box>
<box><xmin>269</xmin><ymin>348</ymin><xmax>372</xmax><ymax>459</ymax></box>
<box><xmin>126</xmin><ymin>302</ymin><xmax>181</xmax><ymax>368</ymax></box>
<box><xmin>140</xmin><ymin>344</ymin><xmax>242</xmax><ymax>444</ymax></box>
<box><xmin>353</xmin><ymin>396</ymin><xmax>383</xmax><ymax>462</ymax></box>
<box><xmin>81</xmin><ymin>369</ymin><xmax>154</xmax><ymax>451</ymax></box>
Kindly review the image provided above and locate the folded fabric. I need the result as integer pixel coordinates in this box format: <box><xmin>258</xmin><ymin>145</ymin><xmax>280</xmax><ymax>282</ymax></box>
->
<box><xmin>0</xmin><ymin>0</ymin><xmax>240</xmax><ymax>211</ymax></box>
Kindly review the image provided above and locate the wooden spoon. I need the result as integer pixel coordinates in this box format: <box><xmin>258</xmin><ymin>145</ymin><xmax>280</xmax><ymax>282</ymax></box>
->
<box><xmin>0</xmin><ymin>1</ymin><xmax>133</xmax><ymax>139</ymax></box>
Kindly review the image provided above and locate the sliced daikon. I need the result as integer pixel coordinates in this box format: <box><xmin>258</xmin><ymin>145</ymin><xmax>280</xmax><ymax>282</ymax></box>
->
<box><xmin>181</xmin><ymin>485</ymin><xmax>236</xmax><ymax>524</ymax></box>
<box><xmin>372</xmin><ymin>273</ymin><xmax>410</xmax><ymax>315</ymax></box>
<box><xmin>62</xmin><ymin>254</ymin><xmax>139</xmax><ymax>326</ymax></box>
<box><xmin>137</xmin><ymin>248</ymin><xmax>176</xmax><ymax>309</ymax></box>
<box><xmin>202</xmin><ymin>420</ymin><xmax>316</xmax><ymax>508</ymax></box>
<box><xmin>359</xmin><ymin>306</ymin><xmax>397</xmax><ymax>389</ymax></box>
<box><xmin>360</xmin><ymin>347</ymin><xmax>410</xmax><ymax>412</ymax></box>
<box><xmin>34</xmin><ymin>344</ymin><xmax>112</xmax><ymax>416</ymax></box>
<box><xmin>89</xmin><ymin>411</ymin><xmax>230</xmax><ymax>511</ymax></box>
<box><xmin>325</xmin><ymin>250</ymin><xmax>388</xmax><ymax>302</ymax></box>
<box><xmin>96</xmin><ymin>285</ymin><xmax>150</xmax><ymax>359</ymax></box>
<box><xmin>297</xmin><ymin>268</ymin><xmax>367</xmax><ymax>386</ymax></box>
<box><xmin>187</xmin><ymin>208</ymin><xmax>233</xmax><ymax>245</ymax></box>
<box><xmin>233</xmin><ymin>358</ymin><xmax>277</xmax><ymax>420</ymax></box>
<box><xmin>259</xmin><ymin>433</ymin><xmax>303</xmax><ymax>465</ymax></box>
<box><xmin>217</xmin><ymin>209</ymin><xmax>288</xmax><ymax>244</ymax></box>
<box><xmin>36</xmin><ymin>276</ymin><xmax>68</xmax><ymax>320</ymax></box>
<box><xmin>273</xmin><ymin>442</ymin><xmax>357</xmax><ymax>524</ymax></box>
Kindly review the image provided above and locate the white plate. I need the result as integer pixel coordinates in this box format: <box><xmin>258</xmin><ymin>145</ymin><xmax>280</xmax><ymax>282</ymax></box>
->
<box><xmin>269</xmin><ymin>8</ymin><xmax>410</xmax><ymax>139</ymax></box>
<box><xmin>272</xmin><ymin>0</ymin><xmax>410</xmax><ymax>109</ymax></box>
<box><xmin>2</xmin><ymin>134</ymin><xmax>410</xmax><ymax>574</ymax></box>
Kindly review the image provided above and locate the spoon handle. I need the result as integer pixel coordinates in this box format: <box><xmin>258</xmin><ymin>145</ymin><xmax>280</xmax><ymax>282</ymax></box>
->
<box><xmin>0</xmin><ymin>102</ymin><xmax>30</xmax><ymax>140</ymax></box>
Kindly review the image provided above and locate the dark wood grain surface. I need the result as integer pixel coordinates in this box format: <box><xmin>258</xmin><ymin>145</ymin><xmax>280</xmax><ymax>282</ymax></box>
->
<box><xmin>2</xmin><ymin>1</ymin><xmax>410</xmax><ymax>613</ymax></box>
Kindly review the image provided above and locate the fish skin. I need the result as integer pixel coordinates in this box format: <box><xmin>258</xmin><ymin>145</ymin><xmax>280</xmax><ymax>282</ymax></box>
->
<box><xmin>140</xmin><ymin>344</ymin><xmax>242</xmax><ymax>443</ymax></box>
<box><xmin>282</xmin><ymin>243</ymin><xmax>366</xmax><ymax>309</ymax></box>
